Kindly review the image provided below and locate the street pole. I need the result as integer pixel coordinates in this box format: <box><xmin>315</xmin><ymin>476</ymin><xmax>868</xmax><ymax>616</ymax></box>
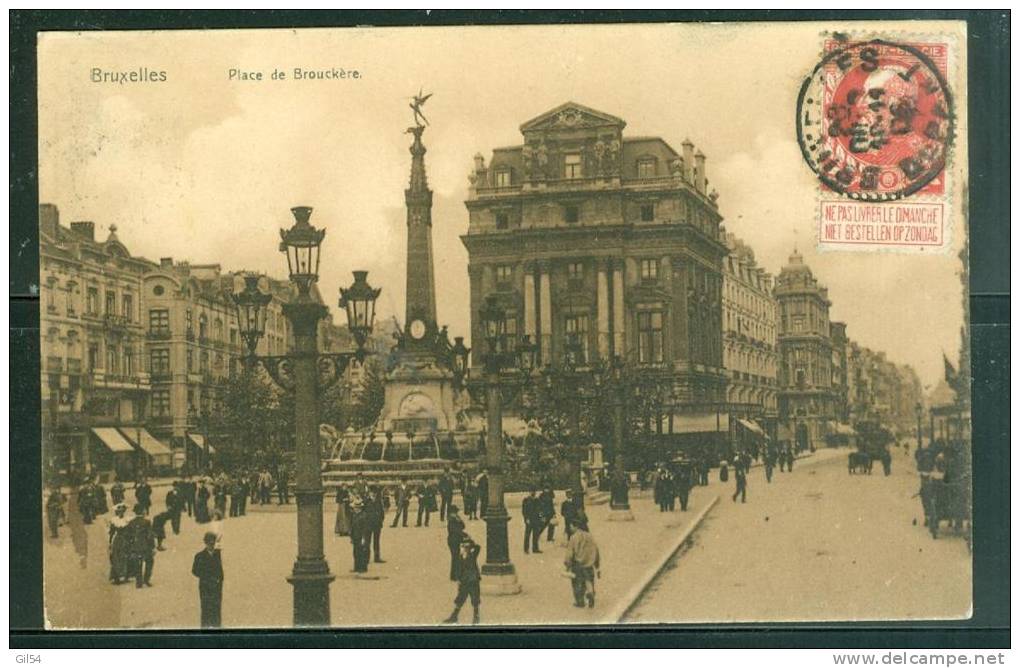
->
<box><xmin>572</xmin><ymin>398</ymin><xmax>585</xmax><ymax>509</ymax></box>
<box><xmin>608</xmin><ymin>373</ymin><xmax>633</xmax><ymax>521</ymax></box>
<box><xmin>284</xmin><ymin>296</ymin><xmax>335</xmax><ymax>626</ymax></box>
<box><xmin>916</xmin><ymin>410</ymin><xmax>923</xmax><ymax>451</ymax></box>
<box><xmin>480</xmin><ymin>364</ymin><xmax>521</xmax><ymax>595</ymax></box>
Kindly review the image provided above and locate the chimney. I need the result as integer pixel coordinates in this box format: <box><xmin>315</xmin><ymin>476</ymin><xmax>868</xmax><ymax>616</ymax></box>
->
<box><xmin>160</xmin><ymin>257</ymin><xmax>174</xmax><ymax>268</ymax></box>
<box><xmin>682</xmin><ymin>139</ymin><xmax>694</xmax><ymax>183</ymax></box>
<box><xmin>70</xmin><ymin>221</ymin><xmax>95</xmax><ymax>241</ymax></box>
<box><xmin>39</xmin><ymin>203</ymin><xmax>59</xmax><ymax>238</ymax></box>
<box><xmin>695</xmin><ymin>150</ymin><xmax>707</xmax><ymax>193</ymax></box>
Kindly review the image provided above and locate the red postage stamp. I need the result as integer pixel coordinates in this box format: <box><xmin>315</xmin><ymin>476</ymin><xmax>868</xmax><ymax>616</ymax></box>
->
<box><xmin>797</xmin><ymin>36</ymin><xmax>957</xmax><ymax>252</ymax></box>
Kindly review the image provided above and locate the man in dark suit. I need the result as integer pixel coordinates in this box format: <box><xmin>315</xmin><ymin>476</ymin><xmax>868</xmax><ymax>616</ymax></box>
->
<box><xmin>127</xmin><ymin>504</ymin><xmax>155</xmax><ymax>588</ymax></box>
<box><xmin>438</xmin><ymin>469</ymin><xmax>455</xmax><ymax>522</ymax></box>
<box><xmin>391</xmin><ymin>478</ymin><xmax>410</xmax><ymax>528</ymax></box>
<box><xmin>522</xmin><ymin>489</ymin><xmax>544</xmax><ymax>554</ymax></box>
<box><xmin>445</xmin><ymin>505</ymin><xmax>466</xmax><ymax>581</ymax></box>
<box><xmin>191</xmin><ymin>531</ymin><xmax>224</xmax><ymax>628</ymax></box>
<box><xmin>561</xmin><ymin>489</ymin><xmax>579</xmax><ymax>534</ymax></box>
<box><xmin>540</xmin><ymin>487</ymin><xmax>556</xmax><ymax>542</ymax></box>
<box><xmin>349</xmin><ymin>498</ymin><xmax>372</xmax><ymax>574</ymax></box>
<box><xmin>133</xmin><ymin>477</ymin><xmax>152</xmax><ymax>516</ymax></box>
<box><xmin>166</xmin><ymin>483</ymin><xmax>183</xmax><ymax>535</ymax></box>
<box><xmin>442</xmin><ymin>536</ymin><xmax>481</xmax><ymax>625</ymax></box>
<box><xmin>366</xmin><ymin>486</ymin><xmax>386</xmax><ymax>563</ymax></box>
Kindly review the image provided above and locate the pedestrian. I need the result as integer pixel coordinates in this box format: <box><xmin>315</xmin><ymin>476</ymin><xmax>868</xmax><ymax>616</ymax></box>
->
<box><xmin>127</xmin><ymin>503</ymin><xmax>155</xmax><ymax>588</ymax></box>
<box><xmin>195</xmin><ymin>480</ymin><xmax>211</xmax><ymax>524</ymax></box>
<box><xmin>732</xmin><ymin>464</ymin><xmax>747</xmax><ymax>503</ymax></box>
<box><xmin>764</xmin><ymin>448</ymin><xmax>775</xmax><ymax>483</ymax></box>
<box><xmin>182</xmin><ymin>476</ymin><xmax>195</xmax><ymax>517</ymax></box>
<box><xmin>462</xmin><ymin>478</ymin><xmax>477</xmax><ymax>520</ymax></box>
<box><xmin>134</xmin><ymin>477</ymin><xmax>152</xmax><ymax>516</ymax></box>
<box><xmin>349</xmin><ymin>496</ymin><xmax>372</xmax><ymax>574</ymax></box>
<box><xmin>237</xmin><ymin>475</ymin><xmax>249</xmax><ymax>516</ymax></box>
<box><xmin>107</xmin><ymin>503</ymin><xmax>131</xmax><ymax>584</ymax></box>
<box><xmin>522</xmin><ymin>489</ymin><xmax>544</xmax><ymax>554</ymax></box>
<box><xmin>152</xmin><ymin>510</ymin><xmax>172</xmax><ymax>551</ymax></box>
<box><xmin>390</xmin><ymin>478</ymin><xmax>410</xmax><ymax>528</ymax></box>
<box><xmin>214</xmin><ymin>479</ymin><xmax>228</xmax><ymax>517</ymax></box>
<box><xmin>675</xmin><ymin>463</ymin><xmax>692</xmax><ymax>512</ymax></box>
<box><xmin>228</xmin><ymin>476</ymin><xmax>241</xmax><ymax>517</ymax></box>
<box><xmin>191</xmin><ymin>531</ymin><xmax>224</xmax><ymax>628</ymax></box>
<box><xmin>45</xmin><ymin>487</ymin><xmax>65</xmax><ymax>539</ymax></box>
<box><xmin>442</xmin><ymin>536</ymin><xmax>481</xmax><ymax>625</ymax></box>
<box><xmin>564</xmin><ymin>514</ymin><xmax>600</xmax><ymax>609</ymax></box>
<box><xmin>110</xmin><ymin>481</ymin><xmax>125</xmax><ymax>506</ymax></box>
<box><xmin>277</xmin><ymin>468</ymin><xmax>290</xmax><ymax>505</ymax></box>
<box><xmin>446</xmin><ymin>505</ymin><xmax>466</xmax><ymax>581</ymax></box>
<box><xmin>91</xmin><ymin>478</ymin><xmax>109</xmax><ymax>516</ymax></box>
<box><xmin>438</xmin><ymin>468</ymin><xmax>454</xmax><ymax>522</ymax></box>
<box><xmin>476</xmin><ymin>469</ymin><xmax>489</xmax><ymax>518</ymax></box>
<box><xmin>166</xmin><ymin>483</ymin><xmax>183</xmax><ymax>535</ymax></box>
<box><xmin>334</xmin><ymin>484</ymin><xmax>352</xmax><ymax>536</ymax></box>
<box><xmin>258</xmin><ymin>470</ymin><xmax>273</xmax><ymax>505</ymax></box>
<box><xmin>416</xmin><ymin>482</ymin><xmax>435</xmax><ymax>527</ymax></box>
<box><xmin>77</xmin><ymin>479</ymin><xmax>94</xmax><ymax>525</ymax></box>
<box><xmin>785</xmin><ymin>446</ymin><xmax>795</xmax><ymax>472</ymax></box>
<box><xmin>561</xmin><ymin>489</ymin><xmax>579</xmax><ymax>534</ymax></box>
<box><xmin>366</xmin><ymin>486</ymin><xmax>386</xmax><ymax>564</ymax></box>
<box><xmin>540</xmin><ymin>487</ymin><xmax>557</xmax><ymax>542</ymax></box>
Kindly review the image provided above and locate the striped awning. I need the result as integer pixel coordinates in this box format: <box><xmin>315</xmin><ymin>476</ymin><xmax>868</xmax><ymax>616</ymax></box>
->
<box><xmin>91</xmin><ymin>427</ymin><xmax>135</xmax><ymax>453</ymax></box>
<box><xmin>187</xmin><ymin>432</ymin><xmax>215</xmax><ymax>454</ymax></box>
<box><xmin>121</xmin><ymin>428</ymin><xmax>172</xmax><ymax>458</ymax></box>
<box><xmin>669</xmin><ymin>412</ymin><xmax>728</xmax><ymax>434</ymax></box>
<box><xmin>737</xmin><ymin>418</ymin><xmax>766</xmax><ymax>437</ymax></box>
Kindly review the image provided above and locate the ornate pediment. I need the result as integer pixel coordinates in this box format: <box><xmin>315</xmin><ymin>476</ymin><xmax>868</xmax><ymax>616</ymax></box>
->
<box><xmin>520</xmin><ymin>102</ymin><xmax>626</xmax><ymax>134</ymax></box>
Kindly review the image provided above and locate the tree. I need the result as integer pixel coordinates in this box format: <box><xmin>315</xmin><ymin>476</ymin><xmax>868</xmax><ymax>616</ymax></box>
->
<box><xmin>219</xmin><ymin>366</ymin><xmax>289</xmax><ymax>470</ymax></box>
<box><xmin>319</xmin><ymin>356</ymin><xmax>386</xmax><ymax>433</ymax></box>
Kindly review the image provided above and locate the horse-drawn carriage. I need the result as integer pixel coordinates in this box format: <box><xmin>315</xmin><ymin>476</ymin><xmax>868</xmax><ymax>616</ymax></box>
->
<box><xmin>847</xmin><ymin>421</ymin><xmax>893</xmax><ymax>475</ymax></box>
<box><xmin>916</xmin><ymin>441</ymin><xmax>972</xmax><ymax>549</ymax></box>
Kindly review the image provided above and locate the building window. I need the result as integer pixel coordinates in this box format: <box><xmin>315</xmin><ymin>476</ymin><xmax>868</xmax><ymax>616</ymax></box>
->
<box><xmin>121</xmin><ymin>294</ymin><xmax>133</xmax><ymax>322</ymax></box>
<box><xmin>503</xmin><ymin>316</ymin><xmax>518</xmax><ymax>353</ymax></box>
<box><xmin>150</xmin><ymin>348</ymin><xmax>170</xmax><ymax>375</ymax></box>
<box><xmin>495</xmin><ymin>265</ymin><xmax>513</xmax><ymax>285</ymax></box>
<box><xmin>152</xmin><ymin>389</ymin><xmax>171</xmax><ymax>417</ymax></box>
<box><xmin>564</xmin><ymin>205</ymin><xmax>579</xmax><ymax>224</ymax></box>
<box><xmin>106</xmin><ymin>345</ymin><xmax>119</xmax><ymax>373</ymax></box>
<box><xmin>564</xmin><ymin>314</ymin><xmax>590</xmax><ymax>365</ymax></box>
<box><xmin>229</xmin><ymin>328</ymin><xmax>237</xmax><ymax>346</ymax></box>
<box><xmin>637</xmin><ymin>158</ymin><xmax>657</xmax><ymax>178</ymax></box>
<box><xmin>495</xmin><ymin>212</ymin><xmax>509</xmax><ymax>230</ymax></box>
<box><xmin>88</xmin><ymin>343</ymin><xmax>100</xmax><ymax>371</ymax></box>
<box><xmin>185</xmin><ymin>309</ymin><xmax>194</xmax><ymax>335</ymax></box>
<box><xmin>86</xmin><ymin>287</ymin><xmax>99</xmax><ymax>315</ymax></box>
<box><xmin>640</xmin><ymin>203</ymin><xmax>655</xmax><ymax>222</ymax></box>
<box><xmin>640</xmin><ymin>258</ymin><xmax>659</xmax><ymax>282</ymax></box>
<box><xmin>568</xmin><ymin>261</ymin><xmax>584</xmax><ymax>281</ymax></box>
<box><xmin>215</xmin><ymin>318</ymin><xmax>224</xmax><ymax>341</ymax></box>
<box><xmin>564</xmin><ymin>153</ymin><xmax>582</xmax><ymax>179</ymax></box>
<box><xmin>153</xmin><ymin>284</ymin><xmax>165</xmax><ymax>296</ymax></box>
<box><xmin>66</xmin><ymin>282</ymin><xmax>77</xmax><ymax>316</ymax></box>
<box><xmin>105</xmin><ymin>290</ymin><xmax>116</xmax><ymax>315</ymax></box>
<box><xmin>187</xmin><ymin>349</ymin><xmax>194</xmax><ymax>373</ymax></box>
<box><xmin>199</xmin><ymin>314</ymin><xmax>208</xmax><ymax>341</ymax></box>
<box><xmin>149</xmin><ymin>308</ymin><xmax>169</xmax><ymax>333</ymax></box>
<box><xmin>495</xmin><ymin>169</ymin><xmax>511</xmax><ymax>188</ymax></box>
<box><xmin>200</xmin><ymin>351</ymin><xmax>209</xmax><ymax>373</ymax></box>
<box><xmin>638</xmin><ymin>311</ymin><xmax>664</xmax><ymax>364</ymax></box>
<box><xmin>123</xmin><ymin>347</ymin><xmax>133</xmax><ymax>375</ymax></box>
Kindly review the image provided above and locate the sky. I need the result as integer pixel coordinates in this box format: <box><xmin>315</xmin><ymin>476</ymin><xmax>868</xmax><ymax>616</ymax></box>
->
<box><xmin>38</xmin><ymin>22</ymin><xmax>968</xmax><ymax>389</ymax></box>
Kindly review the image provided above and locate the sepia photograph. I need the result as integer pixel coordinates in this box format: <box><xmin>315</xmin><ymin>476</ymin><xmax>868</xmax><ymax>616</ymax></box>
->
<box><xmin>35</xmin><ymin>20</ymin><xmax>974</xmax><ymax>630</ymax></box>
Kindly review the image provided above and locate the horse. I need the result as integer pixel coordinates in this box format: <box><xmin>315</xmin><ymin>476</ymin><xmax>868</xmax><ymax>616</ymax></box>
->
<box><xmin>848</xmin><ymin>451</ymin><xmax>872</xmax><ymax>475</ymax></box>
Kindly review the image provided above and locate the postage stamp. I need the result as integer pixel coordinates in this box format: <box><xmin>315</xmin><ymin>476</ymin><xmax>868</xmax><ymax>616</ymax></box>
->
<box><xmin>797</xmin><ymin>36</ymin><xmax>957</xmax><ymax>252</ymax></box>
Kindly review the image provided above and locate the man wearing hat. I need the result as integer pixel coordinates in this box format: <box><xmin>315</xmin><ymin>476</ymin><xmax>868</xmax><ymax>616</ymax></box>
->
<box><xmin>348</xmin><ymin>495</ymin><xmax>372</xmax><ymax>574</ymax></box>
<box><xmin>127</xmin><ymin>503</ymin><xmax>156</xmax><ymax>588</ymax></box>
<box><xmin>445</xmin><ymin>504</ymin><xmax>466</xmax><ymax>581</ymax></box>
<box><xmin>191</xmin><ymin>531</ymin><xmax>224</xmax><ymax>627</ymax></box>
<box><xmin>442</xmin><ymin>535</ymin><xmax>481</xmax><ymax>625</ymax></box>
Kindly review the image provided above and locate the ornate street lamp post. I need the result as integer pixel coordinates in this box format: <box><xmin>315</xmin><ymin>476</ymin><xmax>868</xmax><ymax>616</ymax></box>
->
<box><xmin>607</xmin><ymin>355</ymin><xmax>633</xmax><ymax>520</ymax></box>
<box><xmin>468</xmin><ymin>295</ymin><xmax>535</xmax><ymax>596</ymax></box>
<box><xmin>232</xmin><ymin>206</ymin><xmax>380</xmax><ymax>627</ymax></box>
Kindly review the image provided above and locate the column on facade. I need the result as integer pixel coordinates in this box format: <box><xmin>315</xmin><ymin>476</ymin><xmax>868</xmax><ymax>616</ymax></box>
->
<box><xmin>612</xmin><ymin>261</ymin><xmax>625</xmax><ymax>357</ymax></box>
<box><xmin>538</xmin><ymin>263</ymin><xmax>552</xmax><ymax>364</ymax></box>
<box><xmin>523</xmin><ymin>264</ymin><xmax>537</xmax><ymax>347</ymax></box>
<box><xmin>596</xmin><ymin>261</ymin><xmax>610</xmax><ymax>359</ymax></box>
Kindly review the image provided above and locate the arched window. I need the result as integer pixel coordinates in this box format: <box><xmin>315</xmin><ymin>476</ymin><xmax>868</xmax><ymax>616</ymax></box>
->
<box><xmin>199</xmin><ymin>313</ymin><xmax>208</xmax><ymax>341</ymax></box>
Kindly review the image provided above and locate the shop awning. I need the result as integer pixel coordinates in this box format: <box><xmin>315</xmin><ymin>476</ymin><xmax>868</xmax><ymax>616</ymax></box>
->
<box><xmin>91</xmin><ymin>427</ymin><xmax>135</xmax><ymax>453</ymax></box>
<box><xmin>121</xmin><ymin>428</ymin><xmax>173</xmax><ymax>458</ymax></box>
<box><xmin>669</xmin><ymin>412</ymin><xmax>728</xmax><ymax>434</ymax></box>
<box><xmin>187</xmin><ymin>432</ymin><xmax>215</xmax><ymax>454</ymax></box>
<box><xmin>834</xmin><ymin>423</ymin><xmax>857</xmax><ymax>436</ymax></box>
<box><xmin>737</xmin><ymin>418</ymin><xmax>766</xmax><ymax>437</ymax></box>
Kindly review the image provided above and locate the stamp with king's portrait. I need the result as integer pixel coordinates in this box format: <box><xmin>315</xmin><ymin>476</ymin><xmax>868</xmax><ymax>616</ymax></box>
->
<box><xmin>797</xmin><ymin>36</ymin><xmax>957</xmax><ymax>253</ymax></box>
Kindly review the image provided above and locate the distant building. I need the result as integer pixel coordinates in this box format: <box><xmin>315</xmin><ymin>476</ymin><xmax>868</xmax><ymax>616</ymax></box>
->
<box><xmin>829</xmin><ymin>321</ymin><xmax>850</xmax><ymax>422</ymax></box>
<box><xmin>721</xmin><ymin>234</ymin><xmax>778</xmax><ymax>424</ymax></box>
<box><xmin>40</xmin><ymin>204</ymin><xmax>163</xmax><ymax>481</ymax></box>
<box><xmin>461</xmin><ymin>102</ymin><xmax>729</xmax><ymax>428</ymax></box>
<box><xmin>775</xmin><ymin>249</ymin><xmax>837</xmax><ymax>450</ymax></box>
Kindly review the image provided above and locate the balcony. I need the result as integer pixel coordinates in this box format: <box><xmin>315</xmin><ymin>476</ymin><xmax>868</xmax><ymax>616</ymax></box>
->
<box><xmin>46</xmin><ymin>357</ymin><xmax>64</xmax><ymax>372</ymax></box>
<box><xmin>147</xmin><ymin>328</ymin><xmax>171</xmax><ymax>341</ymax></box>
<box><xmin>89</xmin><ymin>372</ymin><xmax>152</xmax><ymax>391</ymax></box>
<box><xmin>67</xmin><ymin>358</ymin><xmax>83</xmax><ymax>374</ymax></box>
<box><xmin>104</xmin><ymin>314</ymin><xmax>131</xmax><ymax>331</ymax></box>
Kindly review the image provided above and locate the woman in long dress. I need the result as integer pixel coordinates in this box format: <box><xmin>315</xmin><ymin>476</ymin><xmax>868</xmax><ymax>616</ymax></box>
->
<box><xmin>195</xmin><ymin>481</ymin><xmax>211</xmax><ymax>524</ymax></box>
<box><xmin>107</xmin><ymin>504</ymin><xmax>131</xmax><ymax>584</ymax></box>
<box><xmin>334</xmin><ymin>485</ymin><xmax>352</xmax><ymax>536</ymax></box>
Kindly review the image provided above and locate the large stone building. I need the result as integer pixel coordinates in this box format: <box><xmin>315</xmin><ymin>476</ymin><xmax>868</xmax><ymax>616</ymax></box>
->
<box><xmin>775</xmin><ymin>249</ymin><xmax>838</xmax><ymax>450</ymax></box>
<box><xmin>40</xmin><ymin>204</ymin><xmax>164</xmax><ymax>480</ymax></box>
<box><xmin>721</xmin><ymin>234</ymin><xmax>778</xmax><ymax>422</ymax></box>
<box><xmin>846</xmin><ymin>343</ymin><xmax>923</xmax><ymax>434</ymax></box>
<box><xmin>461</xmin><ymin>103</ymin><xmax>728</xmax><ymax>416</ymax></box>
<box><xmin>829</xmin><ymin>321</ymin><xmax>850</xmax><ymax>422</ymax></box>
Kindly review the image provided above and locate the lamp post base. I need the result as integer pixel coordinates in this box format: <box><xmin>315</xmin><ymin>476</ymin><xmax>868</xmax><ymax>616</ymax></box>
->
<box><xmin>287</xmin><ymin>564</ymin><xmax>336</xmax><ymax>627</ymax></box>
<box><xmin>480</xmin><ymin>563</ymin><xmax>522</xmax><ymax>596</ymax></box>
